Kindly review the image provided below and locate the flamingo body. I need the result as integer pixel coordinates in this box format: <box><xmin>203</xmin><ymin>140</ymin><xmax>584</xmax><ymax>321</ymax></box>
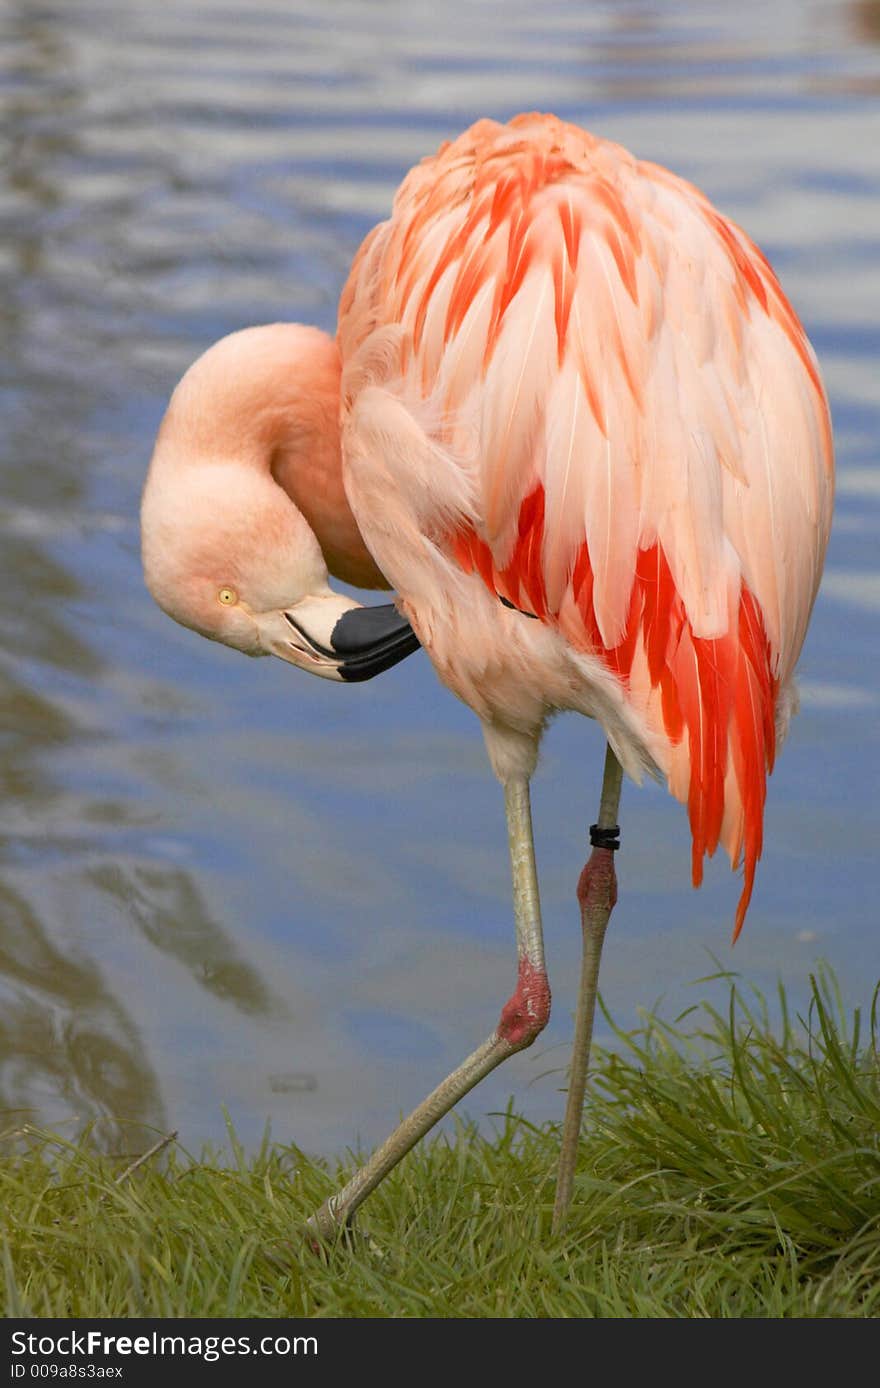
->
<box><xmin>142</xmin><ymin>114</ymin><xmax>834</xmax><ymax>1236</ymax></box>
<box><xmin>337</xmin><ymin>113</ymin><xmax>833</xmax><ymax>936</ymax></box>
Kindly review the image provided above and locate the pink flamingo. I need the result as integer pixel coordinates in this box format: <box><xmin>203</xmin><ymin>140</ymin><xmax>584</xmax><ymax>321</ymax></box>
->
<box><xmin>141</xmin><ymin>114</ymin><xmax>834</xmax><ymax>1235</ymax></box>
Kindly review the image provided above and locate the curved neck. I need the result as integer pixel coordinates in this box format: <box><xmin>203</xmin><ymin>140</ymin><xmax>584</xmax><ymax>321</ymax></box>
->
<box><xmin>266</xmin><ymin>335</ymin><xmax>387</xmax><ymax>592</ymax></box>
<box><xmin>161</xmin><ymin>323</ymin><xmax>388</xmax><ymax>592</ymax></box>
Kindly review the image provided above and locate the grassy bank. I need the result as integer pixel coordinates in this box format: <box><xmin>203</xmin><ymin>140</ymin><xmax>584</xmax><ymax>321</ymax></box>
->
<box><xmin>3</xmin><ymin>974</ymin><xmax>879</xmax><ymax>1318</ymax></box>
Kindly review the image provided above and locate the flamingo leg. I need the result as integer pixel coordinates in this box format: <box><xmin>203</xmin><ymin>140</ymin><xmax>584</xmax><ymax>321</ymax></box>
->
<box><xmin>307</xmin><ymin>775</ymin><xmax>550</xmax><ymax>1239</ymax></box>
<box><xmin>552</xmin><ymin>742</ymin><xmax>623</xmax><ymax>1231</ymax></box>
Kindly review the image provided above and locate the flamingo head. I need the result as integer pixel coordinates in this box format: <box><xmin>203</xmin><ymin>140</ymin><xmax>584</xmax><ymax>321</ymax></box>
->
<box><xmin>140</xmin><ymin>325</ymin><xmax>419</xmax><ymax>682</ymax></box>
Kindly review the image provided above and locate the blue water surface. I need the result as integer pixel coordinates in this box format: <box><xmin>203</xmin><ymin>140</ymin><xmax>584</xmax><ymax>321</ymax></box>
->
<box><xmin>0</xmin><ymin>0</ymin><xmax>877</xmax><ymax>1157</ymax></box>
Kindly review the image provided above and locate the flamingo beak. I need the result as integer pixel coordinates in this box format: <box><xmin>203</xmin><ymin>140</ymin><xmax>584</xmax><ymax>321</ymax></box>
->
<box><xmin>260</xmin><ymin>595</ymin><xmax>420</xmax><ymax>682</ymax></box>
<box><xmin>322</xmin><ymin>603</ymin><xmax>422</xmax><ymax>681</ymax></box>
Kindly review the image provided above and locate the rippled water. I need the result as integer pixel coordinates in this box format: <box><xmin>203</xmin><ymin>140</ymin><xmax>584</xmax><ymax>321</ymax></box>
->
<box><xmin>1</xmin><ymin>0</ymin><xmax>878</xmax><ymax>1157</ymax></box>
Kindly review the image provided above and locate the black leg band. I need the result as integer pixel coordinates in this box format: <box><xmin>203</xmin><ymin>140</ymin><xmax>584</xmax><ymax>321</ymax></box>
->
<box><xmin>589</xmin><ymin>823</ymin><xmax>621</xmax><ymax>851</ymax></box>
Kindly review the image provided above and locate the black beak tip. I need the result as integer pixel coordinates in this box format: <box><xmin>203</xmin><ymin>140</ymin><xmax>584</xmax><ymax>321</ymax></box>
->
<box><xmin>330</xmin><ymin>604</ymin><xmax>421</xmax><ymax>681</ymax></box>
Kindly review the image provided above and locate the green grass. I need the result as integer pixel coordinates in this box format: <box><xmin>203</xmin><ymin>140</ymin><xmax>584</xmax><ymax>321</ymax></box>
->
<box><xmin>3</xmin><ymin>972</ymin><xmax>879</xmax><ymax>1318</ymax></box>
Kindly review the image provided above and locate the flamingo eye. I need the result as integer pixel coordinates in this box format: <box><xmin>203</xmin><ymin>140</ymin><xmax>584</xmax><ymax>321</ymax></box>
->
<box><xmin>218</xmin><ymin>587</ymin><xmax>238</xmax><ymax>606</ymax></box>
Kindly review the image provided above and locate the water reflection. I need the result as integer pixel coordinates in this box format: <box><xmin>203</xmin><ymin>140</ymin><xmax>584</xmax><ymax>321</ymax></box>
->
<box><xmin>0</xmin><ymin>880</ymin><xmax>164</xmax><ymax>1145</ymax></box>
<box><xmin>851</xmin><ymin>0</ymin><xmax>880</xmax><ymax>44</ymax></box>
<box><xmin>0</xmin><ymin>0</ymin><xmax>877</xmax><ymax>1155</ymax></box>
<box><xmin>88</xmin><ymin>861</ymin><xmax>288</xmax><ymax>1020</ymax></box>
